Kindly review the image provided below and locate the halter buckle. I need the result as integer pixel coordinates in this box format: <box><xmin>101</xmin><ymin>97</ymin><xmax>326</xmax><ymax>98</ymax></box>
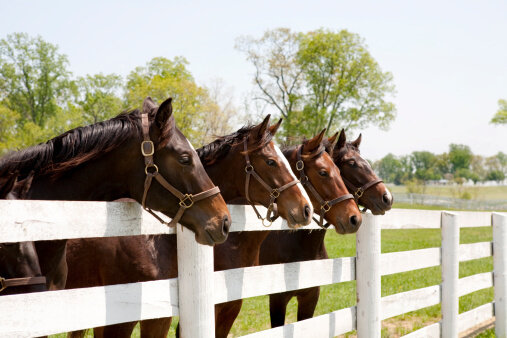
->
<box><xmin>245</xmin><ymin>164</ymin><xmax>254</xmax><ymax>173</ymax></box>
<box><xmin>0</xmin><ymin>277</ymin><xmax>6</xmax><ymax>293</ymax></box>
<box><xmin>355</xmin><ymin>187</ymin><xmax>364</xmax><ymax>199</ymax></box>
<box><xmin>321</xmin><ymin>201</ymin><xmax>331</xmax><ymax>213</ymax></box>
<box><xmin>270</xmin><ymin>189</ymin><xmax>280</xmax><ymax>199</ymax></box>
<box><xmin>296</xmin><ymin>160</ymin><xmax>304</xmax><ymax>171</ymax></box>
<box><xmin>179</xmin><ymin>194</ymin><xmax>194</xmax><ymax>208</ymax></box>
<box><xmin>141</xmin><ymin>141</ymin><xmax>155</xmax><ymax>156</ymax></box>
<box><xmin>145</xmin><ymin>164</ymin><xmax>159</xmax><ymax>175</ymax></box>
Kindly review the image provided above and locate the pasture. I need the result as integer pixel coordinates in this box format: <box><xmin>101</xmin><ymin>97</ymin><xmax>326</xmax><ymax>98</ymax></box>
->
<box><xmin>388</xmin><ymin>184</ymin><xmax>507</xmax><ymax>201</ymax></box>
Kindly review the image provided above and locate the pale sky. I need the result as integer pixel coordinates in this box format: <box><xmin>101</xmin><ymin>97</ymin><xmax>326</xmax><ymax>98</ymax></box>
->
<box><xmin>1</xmin><ymin>0</ymin><xmax>506</xmax><ymax>160</ymax></box>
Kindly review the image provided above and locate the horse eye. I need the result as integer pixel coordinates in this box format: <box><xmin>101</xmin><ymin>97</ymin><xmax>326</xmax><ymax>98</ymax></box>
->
<box><xmin>266</xmin><ymin>159</ymin><xmax>277</xmax><ymax>167</ymax></box>
<box><xmin>179</xmin><ymin>155</ymin><xmax>191</xmax><ymax>165</ymax></box>
<box><xmin>319</xmin><ymin>170</ymin><xmax>328</xmax><ymax>177</ymax></box>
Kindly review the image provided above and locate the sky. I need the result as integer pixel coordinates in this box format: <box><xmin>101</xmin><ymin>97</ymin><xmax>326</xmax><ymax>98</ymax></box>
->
<box><xmin>1</xmin><ymin>0</ymin><xmax>506</xmax><ymax>160</ymax></box>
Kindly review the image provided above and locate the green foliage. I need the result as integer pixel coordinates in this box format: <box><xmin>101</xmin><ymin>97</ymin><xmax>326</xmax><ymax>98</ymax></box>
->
<box><xmin>448</xmin><ymin>143</ymin><xmax>473</xmax><ymax>173</ymax></box>
<box><xmin>491</xmin><ymin>98</ymin><xmax>507</xmax><ymax>124</ymax></box>
<box><xmin>486</xmin><ymin>169</ymin><xmax>505</xmax><ymax>182</ymax></box>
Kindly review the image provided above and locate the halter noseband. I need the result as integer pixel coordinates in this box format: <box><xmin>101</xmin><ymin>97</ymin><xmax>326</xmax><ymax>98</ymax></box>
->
<box><xmin>244</xmin><ymin>138</ymin><xmax>299</xmax><ymax>227</ymax></box>
<box><xmin>341</xmin><ymin>175</ymin><xmax>383</xmax><ymax>212</ymax></box>
<box><xmin>296</xmin><ymin>145</ymin><xmax>354</xmax><ymax>229</ymax></box>
<box><xmin>140</xmin><ymin>113</ymin><xmax>221</xmax><ymax>228</ymax></box>
<box><xmin>0</xmin><ymin>275</ymin><xmax>46</xmax><ymax>293</ymax></box>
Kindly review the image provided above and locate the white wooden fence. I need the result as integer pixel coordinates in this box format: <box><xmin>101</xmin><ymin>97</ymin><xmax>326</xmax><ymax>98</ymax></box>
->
<box><xmin>0</xmin><ymin>200</ymin><xmax>506</xmax><ymax>338</ymax></box>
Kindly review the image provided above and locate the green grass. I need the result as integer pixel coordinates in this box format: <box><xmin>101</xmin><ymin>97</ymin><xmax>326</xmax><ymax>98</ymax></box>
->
<box><xmin>51</xmin><ymin>218</ymin><xmax>495</xmax><ymax>337</ymax></box>
<box><xmin>388</xmin><ymin>184</ymin><xmax>507</xmax><ymax>201</ymax></box>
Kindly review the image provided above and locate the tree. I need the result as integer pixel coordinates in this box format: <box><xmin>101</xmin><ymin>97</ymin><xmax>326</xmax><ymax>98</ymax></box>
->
<box><xmin>0</xmin><ymin>32</ymin><xmax>71</xmax><ymax>126</ymax></box>
<box><xmin>236</xmin><ymin>28</ymin><xmax>396</xmax><ymax>140</ymax></box>
<box><xmin>486</xmin><ymin>170</ymin><xmax>505</xmax><ymax>182</ymax></box>
<box><xmin>448</xmin><ymin>144</ymin><xmax>472</xmax><ymax>174</ymax></box>
<box><xmin>75</xmin><ymin>73</ymin><xmax>123</xmax><ymax>124</ymax></box>
<box><xmin>410</xmin><ymin>151</ymin><xmax>440</xmax><ymax>181</ymax></box>
<box><xmin>491</xmin><ymin>99</ymin><xmax>507</xmax><ymax>125</ymax></box>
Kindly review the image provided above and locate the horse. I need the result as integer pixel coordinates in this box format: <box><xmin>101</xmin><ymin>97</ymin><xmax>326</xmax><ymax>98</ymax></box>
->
<box><xmin>210</xmin><ymin>129</ymin><xmax>362</xmax><ymax>338</ymax></box>
<box><xmin>0</xmin><ymin>173</ymin><xmax>47</xmax><ymax>296</ymax></box>
<box><xmin>0</xmin><ymin>96</ymin><xmax>231</xmax><ymax>293</ymax></box>
<box><xmin>259</xmin><ymin>130</ymin><xmax>393</xmax><ymax>328</ymax></box>
<box><xmin>64</xmin><ymin>115</ymin><xmax>314</xmax><ymax>338</ymax></box>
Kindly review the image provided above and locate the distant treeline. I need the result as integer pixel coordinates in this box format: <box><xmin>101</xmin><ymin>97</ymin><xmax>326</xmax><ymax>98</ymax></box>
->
<box><xmin>373</xmin><ymin>144</ymin><xmax>506</xmax><ymax>185</ymax></box>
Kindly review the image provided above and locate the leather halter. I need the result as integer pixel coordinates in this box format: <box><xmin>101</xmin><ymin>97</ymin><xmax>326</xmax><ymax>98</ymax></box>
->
<box><xmin>0</xmin><ymin>275</ymin><xmax>46</xmax><ymax>293</ymax></box>
<box><xmin>140</xmin><ymin>113</ymin><xmax>221</xmax><ymax>228</ymax></box>
<box><xmin>342</xmin><ymin>175</ymin><xmax>383</xmax><ymax>212</ymax></box>
<box><xmin>244</xmin><ymin>138</ymin><xmax>299</xmax><ymax>227</ymax></box>
<box><xmin>296</xmin><ymin>145</ymin><xmax>354</xmax><ymax>229</ymax></box>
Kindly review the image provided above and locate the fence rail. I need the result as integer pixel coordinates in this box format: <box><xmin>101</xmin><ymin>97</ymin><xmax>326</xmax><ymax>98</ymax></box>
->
<box><xmin>0</xmin><ymin>200</ymin><xmax>506</xmax><ymax>338</ymax></box>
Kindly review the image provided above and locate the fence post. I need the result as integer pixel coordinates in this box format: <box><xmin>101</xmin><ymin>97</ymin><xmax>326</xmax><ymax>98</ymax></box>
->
<box><xmin>441</xmin><ymin>211</ymin><xmax>459</xmax><ymax>338</ymax></box>
<box><xmin>177</xmin><ymin>226</ymin><xmax>215</xmax><ymax>338</ymax></box>
<box><xmin>494</xmin><ymin>212</ymin><xmax>507</xmax><ymax>338</ymax></box>
<box><xmin>356</xmin><ymin>212</ymin><xmax>381</xmax><ymax>338</ymax></box>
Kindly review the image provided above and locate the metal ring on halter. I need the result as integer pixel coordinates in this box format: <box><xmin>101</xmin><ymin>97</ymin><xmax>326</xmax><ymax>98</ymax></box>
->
<box><xmin>321</xmin><ymin>201</ymin><xmax>331</xmax><ymax>212</ymax></box>
<box><xmin>245</xmin><ymin>164</ymin><xmax>254</xmax><ymax>173</ymax></box>
<box><xmin>145</xmin><ymin>164</ymin><xmax>159</xmax><ymax>175</ymax></box>
<box><xmin>270</xmin><ymin>189</ymin><xmax>280</xmax><ymax>199</ymax></box>
<box><xmin>262</xmin><ymin>218</ymin><xmax>273</xmax><ymax>227</ymax></box>
<box><xmin>0</xmin><ymin>277</ymin><xmax>6</xmax><ymax>293</ymax></box>
<box><xmin>179</xmin><ymin>194</ymin><xmax>195</xmax><ymax>208</ymax></box>
<box><xmin>296</xmin><ymin>160</ymin><xmax>304</xmax><ymax>171</ymax></box>
<box><xmin>355</xmin><ymin>187</ymin><xmax>364</xmax><ymax>199</ymax></box>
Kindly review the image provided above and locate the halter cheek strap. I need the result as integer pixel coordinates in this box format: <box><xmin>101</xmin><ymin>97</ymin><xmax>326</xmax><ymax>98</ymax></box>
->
<box><xmin>243</xmin><ymin>138</ymin><xmax>299</xmax><ymax>227</ymax></box>
<box><xmin>296</xmin><ymin>145</ymin><xmax>354</xmax><ymax>229</ymax></box>
<box><xmin>341</xmin><ymin>176</ymin><xmax>383</xmax><ymax>212</ymax></box>
<box><xmin>140</xmin><ymin>113</ymin><xmax>221</xmax><ymax>228</ymax></box>
<box><xmin>0</xmin><ymin>276</ymin><xmax>46</xmax><ymax>293</ymax></box>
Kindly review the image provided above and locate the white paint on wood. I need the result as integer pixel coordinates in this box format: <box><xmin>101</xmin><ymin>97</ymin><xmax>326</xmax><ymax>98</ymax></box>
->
<box><xmin>0</xmin><ymin>279</ymin><xmax>178</xmax><ymax>337</ymax></box>
<box><xmin>459</xmin><ymin>242</ymin><xmax>492</xmax><ymax>262</ymax></box>
<box><xmin>356</xmin><ymin>213</ymin><xmax>381</xmax><ymax>338</ymax></box>
<box><xmin>176</xmin><ymin>225</ymin><xmax>214</xmax><ymax>338</ymax></box>
<box><xmin>380</xmin><ymin>248</ymin><xmax>440</xmax><ymax>276</ymax></box>
<box><xmin>214</xmin><ymin>257</ymin><xmax>355</xmax><ymax>304</ymax></box>
<box><xmin>457</xmin><ymin>302</ymin><xmax>494</xmax><ymax>334</ymax></box>
<box><xmin>494</xmin><ymin>212</ymin><xmax>507</xmax><ymax>338</ymax></box>
<box><xmin>380</xmin><ymin>209</ymin><xmax>491</xmax><ymax>229</ymax></box>
<box><xmin>0</xmin><ymin>200</ymin><xmax>174</xmax><ymax>243</ymax></box>
<box><xmin>381</xmin><ymin>285</ymin><xmax>440</xmax><ymax>320</ymax></box>
<box><xmin>441</xmin><ymin>211</ymin><xmax>459</xmax><ymax>338</ymax></box>
<box><xmin>401</xmin><ymin>322</ymin><xmax>440</xmax><ymax>338</ymax></box>
<box><xmin>240</xmin><ymin>306</ymin><xmax>356</xmax><ymax>338</ymax></box>
<box><xmin>458</xmin><ymin>272</ymin><xmax>493</xmax><ymax>297</ymax></box>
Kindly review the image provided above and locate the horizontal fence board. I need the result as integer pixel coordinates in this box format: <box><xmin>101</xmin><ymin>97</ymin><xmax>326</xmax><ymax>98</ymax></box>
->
<box><xmin>0</xmin><ymin>200</ymin><xmax>174</xmax><ymax>242</ymax></box>
<box><xmin>381</xmin><ymin>285</ymin><xmax>441</xmax><ymax>320</ymax></box>
<box><xmin>401</xmin><ymin>322</ymin><xmax>440</xmax><ymax>338</ymax></box>
<box><xmin>380</xmin><ymin>248</ymin><xmax>441</xmax><ymax>275</ymax></box>
<box><xmin>459</xmin><ymin>242</ymin><xmax>492</xmax><ymax>261</ymax></box>
<box><xmin>380</xmin><ymin>209</ymin><xmax>492</xmax><ymax>229</ymax></box>
<box><xmin>0</xmin><ymin>279</ymin><xmax>178</xmax><ymax>337</ymax></box>
<box><xmin>240</xmin><ymin>306</ymin><xmax>356</xmax><ymax>338</ymax></box>
<box><xmin>458</xmin><ymin>272</ymin><xmax>493</xmax><ymax>297</ymax></box>
<box><xmin>213</xmin><ymin>257</ymin><xmax>355</xmax><ymax>304</ymax></box>
<box><xmin>458</xmin><ymin>302</ymin><xmax>494</xmax><ymax>333</ymax></box>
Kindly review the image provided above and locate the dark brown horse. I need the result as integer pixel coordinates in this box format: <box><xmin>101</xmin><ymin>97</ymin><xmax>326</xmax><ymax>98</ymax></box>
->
<box><xmin>0</xmin><ymin>173</ymin><xmax>46</xmax><ymax>295</ymax></box>
<box><xmin>210</xmin><ymin>129</ymin><xmax>362</xmax><ymax>338</ymax></box>
<box><xmin>0</xmin><ymin>97</ymin><xmax>230</xmax><ymax>292</ymax></box>
<box><xmin>259</xmin><ymin>130</ymin><xmax>393</xmax><ymax>328</ymax></box>
<box><xmin>65</xmin><ymin>115</ymin><xmax>313</xmax><ymax>338</ymax></box>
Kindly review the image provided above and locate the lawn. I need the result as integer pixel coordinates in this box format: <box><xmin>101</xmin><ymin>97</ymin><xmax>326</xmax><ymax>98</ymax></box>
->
<box><xmin>388</xmin><ymin>184</ymin><xmax>507</xmax><ymax>201</ymax></box>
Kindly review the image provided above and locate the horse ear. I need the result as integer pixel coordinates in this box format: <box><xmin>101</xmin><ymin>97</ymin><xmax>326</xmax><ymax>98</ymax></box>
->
<box><xmin>305</xmin><ymin>129</ymin><xmax>326</xmax><ymax>153</ymax></box>
<box><xmin>351</xmin><ymin>133</ymin><xmax>362</xmax><ymax>149</ymax></box>
<box><xmin>268</xmin><ymin>118</ymin><xmax>283</xmax><ymax>136</ymax></box>
<box><xmin>142</xmin><ymin>97</ymin><xmax>157</xmax><ymax>114</ymax></box>
<box><xmin>251</xmin><ymin>114</ymin><xmax>271</xmax><ymax>140</ymax></box>
<box><xmin>328</xmin><ymin>131</ymin><xmax>339</xmax><ymax>146</ymax></box>
<box><xmin>155</xmin><ymin>97</ymin><xmax>174</xmax><ymax>129</ymax></box>
<box><xmin>0</xmin><ymin>171</ymin><xmax>18</xmax><ymax>198</ymax></box>
<box><xmin>335</xmin><ymin>129</ymin><xmax>346</xmax><ymax>151</ymax></box>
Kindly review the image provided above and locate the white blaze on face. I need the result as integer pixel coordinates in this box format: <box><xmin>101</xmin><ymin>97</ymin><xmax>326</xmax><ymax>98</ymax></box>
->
<box><xmin>186</xmin><ymin>138</ymin><xmax>196</xmax><ymax>151</ymax></box>
<box><xmin>273</xmin><ymin>144</ymin><xmax>313</xmax><ymax>217</ymax></box>
<box><xmin>384</xmin><ymin>187</ymin><xmax>393</xmax><ymax>202</ymax></box>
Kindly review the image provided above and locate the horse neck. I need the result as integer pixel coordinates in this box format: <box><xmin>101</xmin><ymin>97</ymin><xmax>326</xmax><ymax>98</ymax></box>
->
<box><xmin>203</xmin><ymin>151</ymin><xmax>245</xmax><ymax>203</ymax></box>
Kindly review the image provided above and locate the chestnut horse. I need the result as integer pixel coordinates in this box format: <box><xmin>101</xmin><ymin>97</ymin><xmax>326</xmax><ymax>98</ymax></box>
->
<box><xmin>209</xmin><ymin>129</ymin><xmax>362</xmax><ymax>338</ymax></box>
<box><xmin>65</xmin><ymin>115</ymin><xmax>313</xmax><ymax>338</ymax></box>
<box><xmin>0</xmin><ymin>173</ymin><xmax>47</xmax><ymax>295</ymax></box>
<box><xmin>0</xmin><ymin>97</ymin><xmax>230</xmax><ymax>293</ymax></box>
<box><xmin>259</xmin><ymin>130</ymin><xmax>393</xmax><ymax>327</ymax></box>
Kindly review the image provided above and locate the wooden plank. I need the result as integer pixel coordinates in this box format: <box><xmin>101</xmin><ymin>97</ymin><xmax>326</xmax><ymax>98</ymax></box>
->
<box><xmin>459</xmin><ymin>242</ymin><xmax>492</xmax><ymax>261</ymax></box>
<box><xmin>0</xmin><ymin>279</ymin><xmax>178</xmax><ymax>337</ymax></box>
<box><xmin>441</xmin><ymin>211</ymin><xmax>459</xmax><ymax>338</ymax></box>
<box><xmin>380</xmin><ymin>248</ymin><xmax>440</xmax><ymax>276</ymax></box>
<box><xmin>458</xmin><ymin>272</ymin><xmax>493</xmax><ymax>297</ymax></box>
<box><xmin>401</xmin><ymin>322</ymin><xmax>440</xmax><ymax>338</ymax></box>
<box><xmin>381</xmin><ymin>285</ymin><xmax>441</xmax><ymax>320</ymax></box>
<box><xmin>0</xmin><ymin>200</ymin><xmax>173</xmax><ymax>242</ymax></box>
<box><xmin>213</xmin><ymin>257</ymin><xmax>355</xmax><ymax>304</ymax></box>
<box><xmin>240</xmin><ymin>306</ymin><xmax>356</xmax><ymax>338</ymax></box>
<box><xmin>457</xmin><ymin>302</ymin><xmax>494</xmax><ymax>333</ymax></box>
<box><xmin>380</xmin><ymin>209</ymin><xmax>491</xmax><ymax>229</ymax></box>
<box><xmin>493</xmin><ymin>212</ymin><xmax>507</xmax><ymax>338</ymax></box>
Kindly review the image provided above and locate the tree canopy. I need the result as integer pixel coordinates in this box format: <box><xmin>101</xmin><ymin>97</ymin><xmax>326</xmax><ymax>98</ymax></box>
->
<box><xmin>491</xmin><ymin>99</ymin><xmax>507</xmax><ymax>125</ymax></box>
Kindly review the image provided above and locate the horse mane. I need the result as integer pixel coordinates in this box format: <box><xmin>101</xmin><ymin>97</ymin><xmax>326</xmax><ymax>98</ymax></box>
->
<box><xmin>0</xmin><ymin>109</ymin><xmax>151</xmax><ymax>180</ymax></box>
<box><xmin>321</xmin><ymin>139</ymin><xmax>360</xmax><ymax>161</ymax></box>
<box><xmin>197</xmin><ymin>125</ymin><xmax>274</xmax><ymax>166</ymax></box>
<box><xmin>282</xmin><ymin>140</ymin><xmax>325</xmax><ymax>160</ymax></box>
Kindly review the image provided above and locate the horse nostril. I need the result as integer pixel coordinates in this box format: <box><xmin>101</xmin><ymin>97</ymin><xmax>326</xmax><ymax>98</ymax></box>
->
<box><xmin>303</xmin><ymin>205</ymin><xmax>311</xmax><ymax>220</ymax></box>
<box><xmin>383</xmin><ymin>192</ymin><xmax>392</xmax><ymax>206</ymax></box>
<box><xmin>350</xmin><ymin>215</ymin><xmax>359</xmax><ymax>227</ymax></box>
<box><xmin>222</xmin><ymin>215</ymin><xmax>230</xmax><ymax>236</ymax></box>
